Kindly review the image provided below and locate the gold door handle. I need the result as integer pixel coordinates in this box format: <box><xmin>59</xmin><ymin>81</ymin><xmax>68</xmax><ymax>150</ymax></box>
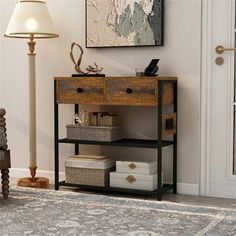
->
<box><xmin>215</xmin><ymin>45</ymin><xmax>236</xmax><ymax>54</ymax></box>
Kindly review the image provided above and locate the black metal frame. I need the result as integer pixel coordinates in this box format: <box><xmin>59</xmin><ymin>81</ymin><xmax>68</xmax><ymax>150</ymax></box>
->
<box><xmin>54</xmin><ymin>79</ymin><xmax>177</xmax><ymax>200</ymax></box>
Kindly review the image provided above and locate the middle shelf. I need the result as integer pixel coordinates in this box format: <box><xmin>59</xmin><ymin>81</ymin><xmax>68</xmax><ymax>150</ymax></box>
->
<box><xmin>57</xmin><ymin>138</ymin><xmax>173</xmax><ymax>149</ymax></box>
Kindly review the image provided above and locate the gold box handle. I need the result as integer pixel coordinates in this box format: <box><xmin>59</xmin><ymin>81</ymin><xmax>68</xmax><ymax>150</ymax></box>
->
<box><xmin>129</xmin><ymin>163</ymin><xmax>136</xmax><ymax>169</ymax></box>
<box><xmin>126</xmin><ymin>175</ymin><xmax>136</xmax><ymax>183</ymax></box>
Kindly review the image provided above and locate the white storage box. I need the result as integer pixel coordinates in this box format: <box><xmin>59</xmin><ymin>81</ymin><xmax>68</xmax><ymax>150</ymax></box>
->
<box><xmin>65</xmin><ymin>155</ymin><xmax>115</xmax><ymax>187</ymax></box>
<box><xmin>116</xmin><ymin>160</ymin><xmax>157</xmax><ymax>175</ymax></box>
<box><xmin>110</xmin><ymin>172</ymin><xmax>158</xmax><ymax>191</ymax></box>
<box><xmin>66</xmin><ymin>125</ymin><xmax>122</xmax><ymax>142</ymax></box>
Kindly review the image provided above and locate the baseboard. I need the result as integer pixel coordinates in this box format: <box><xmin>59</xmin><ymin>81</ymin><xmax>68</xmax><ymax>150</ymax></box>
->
<box><xmin>10</xmin><ymin>168</ymin><xmax>199</xmax><ymax>195</ymax></box>
<box><xmin>176</xmin><ymin>182</ymin><xmax>199</xmax><ymax>195</ymax></box>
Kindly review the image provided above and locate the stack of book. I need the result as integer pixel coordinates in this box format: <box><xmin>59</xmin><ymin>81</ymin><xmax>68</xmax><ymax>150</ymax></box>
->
<box><xmin>89</xmin><ymin>112</ymin><xmax>120</xmax><ymax>127</ymax></box>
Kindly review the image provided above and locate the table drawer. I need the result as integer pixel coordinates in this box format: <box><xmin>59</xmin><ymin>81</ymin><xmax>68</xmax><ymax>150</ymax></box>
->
<box><xmin>106</xmin><ymin>78</ymin><xmax>156</xmax><ymax>105</ymax></box>
<box><xmin>57</xmin><ymin>78</ymin><xmax>104</xmax><ymax>104</ymax></box>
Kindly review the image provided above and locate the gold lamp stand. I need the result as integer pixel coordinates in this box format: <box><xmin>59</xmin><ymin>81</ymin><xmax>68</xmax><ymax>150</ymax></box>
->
<box><xmin>18</xmin><ymin>168</ymin><xmax>49</xmax><ymax>188</ymax></box>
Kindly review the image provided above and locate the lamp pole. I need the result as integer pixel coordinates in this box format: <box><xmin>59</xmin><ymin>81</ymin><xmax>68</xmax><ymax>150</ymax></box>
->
<box><xmin>28</xmin><ymin>34</ymin><xmax>37</xmax><ymax>181</ymax></box>
<box><xmin>18</xmin><ymin>34</ymin><xmax>49</xmax><ymax>188</ymax></box>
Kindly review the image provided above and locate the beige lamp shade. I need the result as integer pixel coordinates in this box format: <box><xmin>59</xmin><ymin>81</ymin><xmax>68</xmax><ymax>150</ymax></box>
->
<box><xmin>5</xmin><ymin>0</ymin><xmax>59</xmax><ymax>39</ymax></box>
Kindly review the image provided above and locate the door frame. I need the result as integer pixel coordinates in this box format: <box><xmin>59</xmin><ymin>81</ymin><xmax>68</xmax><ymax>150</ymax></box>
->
<box><xmin>200</xmin><ymin>0</ymin><xmax>236</xmax><ymax>197</ymax></box>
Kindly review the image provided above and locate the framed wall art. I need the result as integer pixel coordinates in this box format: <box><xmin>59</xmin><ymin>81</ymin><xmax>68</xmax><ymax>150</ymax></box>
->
<box><xmin>86</xmin><ymin>0</ymin><xmax>164</xmax><ymax>48</ymax></box>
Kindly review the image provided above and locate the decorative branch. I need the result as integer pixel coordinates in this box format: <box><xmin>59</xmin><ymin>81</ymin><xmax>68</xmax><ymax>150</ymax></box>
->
<box><xmin>70</xmin><ymin>42</ymin><xmax>103</xmax><ymax>75</ymax></box>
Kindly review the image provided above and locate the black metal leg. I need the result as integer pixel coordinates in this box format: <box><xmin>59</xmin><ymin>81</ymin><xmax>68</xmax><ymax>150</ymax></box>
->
<box><xmin>157</xmin><ymin>81</ymin><xmax>163</xmax><ymax>201</ymax></box>
<box><xmin>173</xmin><ymin>134</ymin><xmax>177</xmax><ymax>194</ymax></box>
<box><xmin>173</xmin><ymin>81</ymin><xmax>178</xmax><ymax>194</ymax></box>
<box><xmin>75</xmin><ymin>144</ymin><xmax>79</xmax><ymax>155</ymax></box>
<box><xmin>54</xmin><ymin>80</ymin><xmax>59</xmax><ymax>190</ymax></box>
<box><xmin>157</xmin><ymin>149</ymin><xmax>162</xmax><ymax>201</ymax></box>
<box><xmin>75</xmin><ymin>104</ymin><xmax>79</xmax><ymax>155</ymax></box>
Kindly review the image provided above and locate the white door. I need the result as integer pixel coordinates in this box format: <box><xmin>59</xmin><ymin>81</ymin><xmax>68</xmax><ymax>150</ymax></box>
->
<box><xmin>201</xmin><ymin>0</ymin><xmax>236</xmax><ymax>198</ymax></box>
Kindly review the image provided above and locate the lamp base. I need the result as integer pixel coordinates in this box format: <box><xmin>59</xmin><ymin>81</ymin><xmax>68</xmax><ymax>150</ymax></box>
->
<box><xmin>17</xmin><ymin>177</ymin><xmax>49</xmax><ymax>188</ymax></box>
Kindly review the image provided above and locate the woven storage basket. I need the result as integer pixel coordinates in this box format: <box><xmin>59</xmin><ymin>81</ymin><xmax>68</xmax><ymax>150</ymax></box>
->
<box><xmin>66</xmin><ymin>125</ymin><xmax>122</xmax><ymax>141</ymax></box>
<box><xmin>65</xmin><ymin>167</ymin><xmax>115</xmax><ymax>186</ymax></box>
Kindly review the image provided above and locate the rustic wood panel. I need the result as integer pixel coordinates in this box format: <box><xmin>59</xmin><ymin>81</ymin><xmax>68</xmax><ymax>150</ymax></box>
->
<box><xmin>57</xmin><ymin>78</ymin><xmax>104</xmax><ymax>104</ymax></box>
<box><xmin>55</xmin><ymin>77</ymin><xmax>177</xmax><ymax>106</ymax></box>
<box><xmin>162</xmin><ymin>83</ymin><xmax>174</xmax><ymax>105</ymax></box>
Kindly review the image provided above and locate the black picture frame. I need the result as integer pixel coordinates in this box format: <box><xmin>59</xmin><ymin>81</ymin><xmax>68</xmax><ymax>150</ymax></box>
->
<box><xmin>85</xmin><ymin>0</ymin><xmax>164</xmax><ymax>48</ymax></box>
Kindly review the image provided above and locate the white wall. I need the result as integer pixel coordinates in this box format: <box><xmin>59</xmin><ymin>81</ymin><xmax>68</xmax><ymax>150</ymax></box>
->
<box><xmin>0</xmin><ymin>0</ymin><xmax>201</xmax><ymax>188</ymax></box>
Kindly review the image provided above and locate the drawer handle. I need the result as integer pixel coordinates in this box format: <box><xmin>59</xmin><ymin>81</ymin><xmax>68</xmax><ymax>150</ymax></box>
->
<box><xmin>126</xmin><ymin>88</ymin><xmax>133</xmax><ymax>94</ymax></box>
<box><xmin>126</xmin><ymin>175</ymin><xmax>136</xmax><ymax>183</ymax></box>
<box><xmin>129</xmin><ymin>163</ymin><xmax>136</xmax><ymax>169</ymax></box>
<box><xmin>77</xmin><ymin>88</ymin><xmax>84</xmax><ymax>93</ymax></box>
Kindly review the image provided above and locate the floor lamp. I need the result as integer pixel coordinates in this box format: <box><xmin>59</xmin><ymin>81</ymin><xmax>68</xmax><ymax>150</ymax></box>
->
<box><xmin>4</xmin><ymin>0</ymin><xmax>59</xmax><ymax>188</ymax></box>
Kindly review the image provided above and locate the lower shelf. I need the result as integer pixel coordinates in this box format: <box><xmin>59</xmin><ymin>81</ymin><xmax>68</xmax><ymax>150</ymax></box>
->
<box><xmin>58</xmin><ymin>181</ymin><xmax>173</xmax><ymax>196</ymax></box>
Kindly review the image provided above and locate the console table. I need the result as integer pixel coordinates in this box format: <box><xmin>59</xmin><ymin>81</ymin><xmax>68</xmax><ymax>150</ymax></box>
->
<box><xmin>54</xmin><ymin>76</ymin><xmax>177</xmax><ymax>200</ymax></box>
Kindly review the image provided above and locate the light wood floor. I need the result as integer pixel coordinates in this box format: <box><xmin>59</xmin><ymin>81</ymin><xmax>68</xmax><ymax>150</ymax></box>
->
<box><xmin>9</xmin><ymin>177</ymin><xmax>236</xmax><ymax>210</ymax></box>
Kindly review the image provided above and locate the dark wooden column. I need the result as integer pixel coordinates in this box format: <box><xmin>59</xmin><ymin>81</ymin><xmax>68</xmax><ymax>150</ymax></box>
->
<box><xmin>0</xmin><ymin>109</ymin><xmax>11</xmax><ymax>199</ymax></box>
